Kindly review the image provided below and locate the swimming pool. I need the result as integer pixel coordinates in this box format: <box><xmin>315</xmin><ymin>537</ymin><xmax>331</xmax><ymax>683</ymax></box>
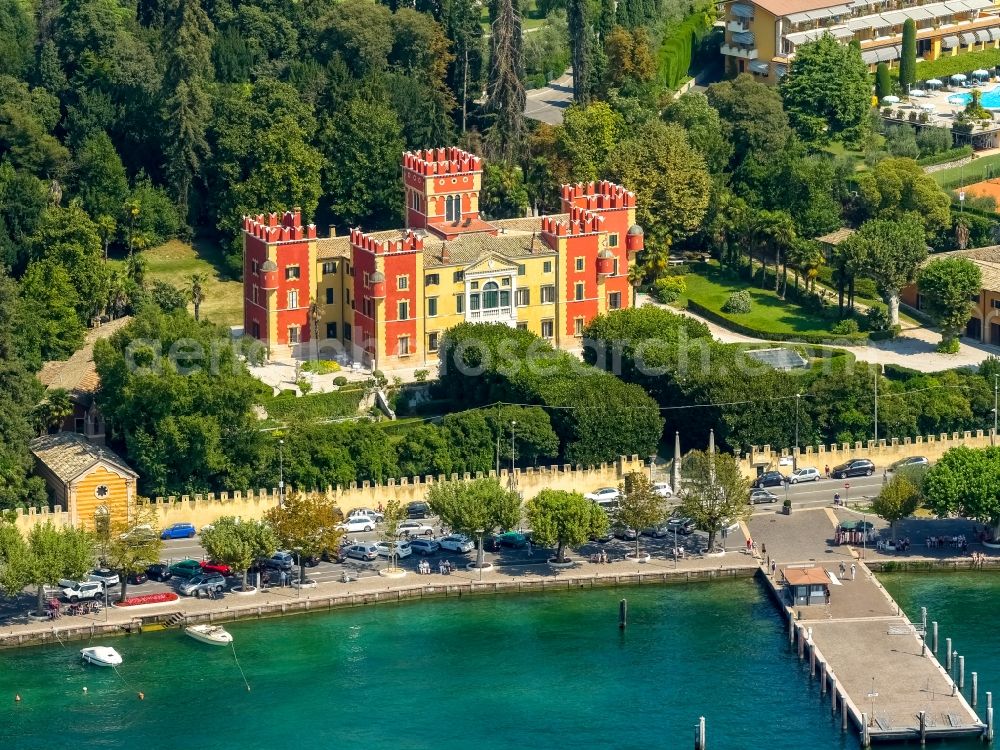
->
<box><xmin>948</xmin><ymin>86</ymin><xmax>1000</xmax><ymax>108</ymax></box>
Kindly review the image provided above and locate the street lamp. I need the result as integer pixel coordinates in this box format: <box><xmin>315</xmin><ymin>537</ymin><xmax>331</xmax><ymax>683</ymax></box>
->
<box><xmin>278</xmin><ymin>438</ymin><xmax>285</xmax><ymax>506</ymax></box>
<box><xmin>993</xmin><ymin>373</ymin><xmax>998</xmax><ymax>446</ymax></box>
<box><xmin>794</xmin><ymin>393</ymin><xmax>801</xmax><ymax>471</ymax></box>
<box><xmin>509</xmin><ymin>420</ymin><xmax>517</xmax><ymax>493</ymax></box>
<box><xmin>867</xmin><ymin>677</ymin><xmax>879</xmax><ymax>727</ymax></box>
<box><xmin>476</xmin><ymin>528</ymin><xmax>485</xmax><ymax>581</ymax></box>
<box><xmin>649</xmin><ymin>455</ymin><xmax>656</xmax><ymax>482</ymax></box>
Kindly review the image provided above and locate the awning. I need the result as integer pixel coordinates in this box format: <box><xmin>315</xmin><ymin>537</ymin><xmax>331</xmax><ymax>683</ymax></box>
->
<box><xmin>942</xmin><ymin>34</ymin><xmax>960</xmax><ymax>48</ymax></box>
<box><xmin>831</xmin><ymin>26</ymin><xmax>855</xmax><ymax>38</ymax></box>
<box><xmin>945</xmin><ymin>0</ymin><xmax>970</xmax><ymax>11</ymax></box>
<box><xmin>847</xmin><ymin>15</ymin><xmax>881</xmax><ymax>30</ymax></box>
<box><xmin>749</xmin><ymin>60</ymin><xmax>770</xmax><ymax>74</ymax></box>
<box><xmin>786</xmin><ymin>10</ymin><xmax>812</xmax><ymax>23</ymax></box>
<box><xmin>881</xmin><ymin>9</ymin><xmax>910</xmax><ymax>23</ymax></box>
<box><xmin>775</xmin><ymin>63</ymin><xmax>788</xmax><ymax>78</ymax></box>
<box><xmin>961</xmin><ymin>31</ymin><xmax>978</xmax><ymax>45</ymax></box>
<box><xmin>732</xmin><ymin>30</ymin><xmax>755</xmax><ymax>44</ymax></box>
<box><xmin>875</xmin><ymin>45</ymin><xmax>901</xmax><ymax>61</ymax></box>
<box><xmin>861</xmin><ymin>49</ymin><xmax>880</xmax><ymax>64</ymax></box>
<box><xmin>991</xmin><ymin>27</ymin><xmax>1000</xmax><ymax>41</ymax></box>
<box><xmin>966</xmin><ymin>0</ymin><xmax>995</xmax><ymax>9</ymax></box>
<box><xmin>976</xmin><ymin>29</ymin><xmax>993</xmax><ymax>43</ymax></box>
<box><xmin>732</xmin><ymin>2</ymin><xmax>754</xmax><ymax>17</ymax></box>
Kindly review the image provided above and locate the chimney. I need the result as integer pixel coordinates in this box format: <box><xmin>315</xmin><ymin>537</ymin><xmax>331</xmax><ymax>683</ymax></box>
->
<box><xmin>441</xmin><ymin>243</ymin><xmax>450</xmax><ymax>263</ymax></box>
<box><xmin>329</xmin><ymin>225</ymin><xmax>337</xmax><ymax>238</ymax></box>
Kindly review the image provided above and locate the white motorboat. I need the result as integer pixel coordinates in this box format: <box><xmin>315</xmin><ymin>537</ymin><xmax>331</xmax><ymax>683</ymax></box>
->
<box><xmin>80</xmin><ymin>646</ymin><xmax>122</xmax><ymax>667</ymax></box>
<box><xmin>184</xmin><ymin>624</ymin><xmax>233</xmax><ymax>646</ymax></box>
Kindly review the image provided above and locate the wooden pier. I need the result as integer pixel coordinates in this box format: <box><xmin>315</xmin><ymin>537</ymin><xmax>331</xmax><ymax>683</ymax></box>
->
<box><xmin>749</xmin><ymin>507</ymin><xmax>989</xmax><ymax>745</ymax></box>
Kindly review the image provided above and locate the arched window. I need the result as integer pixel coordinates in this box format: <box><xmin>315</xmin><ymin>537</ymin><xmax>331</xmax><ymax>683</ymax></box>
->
<box><xmin>94</xmin><ymin>505</ymin><xmax>110</xmax><ymax>537</ymax></box>
<box><xmin>482</xmin><ymin>281</ymin><xmax>499</xmax><ymax>309</ymax></box>
<box><xmin>446</xmin><ymin>194</ymin><xmax>462</xmax><ymax>222</ymax></box>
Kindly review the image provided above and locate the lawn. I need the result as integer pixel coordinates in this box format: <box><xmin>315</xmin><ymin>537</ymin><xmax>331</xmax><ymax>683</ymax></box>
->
<box><xmin>820</xmin><ymin>139</ymin><xmax>878</xmax><ymax>172</ymax></box>
<box><xmin>683</xmin><ymin>263</ymin><xmax>845</xmax><ymax>338</ymax></box>
<box><xmin>143</xmin><ymin>239</ymin><xmax>243</xmax><ymax>328</ymax></box>
<box><xmin>931</xmin><ymin>152</ymin><xmax>1000</xmax><ymax>187</ymax></box>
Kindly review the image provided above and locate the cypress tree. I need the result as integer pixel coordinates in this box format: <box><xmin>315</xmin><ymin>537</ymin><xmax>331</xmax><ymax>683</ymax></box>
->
<box><xmin>483</xmin><ymin>0</ymin><xmax>525</xmax><ymax>162</ymax></box>
<box><xmin>899</xmin><ymin>19</ymin><xmax>916</xmax><ymax>89</ymax></box>
<box><xmin>597</xmin><ymin>0</ymin><xmax>616</xmax><ymax>40</ymax></box>
<box><xmin>567</xmin><ymin>0</ymin><xmax>590</xmax><ymax>103</ymax></box>
<box><xmin>875</xmin><ymin>62</ymin><xmax>891</xmax><ymax>100</ymax></box>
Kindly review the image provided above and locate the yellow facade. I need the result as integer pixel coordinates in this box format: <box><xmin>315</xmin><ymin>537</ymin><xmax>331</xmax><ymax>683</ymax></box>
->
<box><xmin>69</xmin><ymin>465</ymin><xmax>133</xmax><ymax>530</ymax></box>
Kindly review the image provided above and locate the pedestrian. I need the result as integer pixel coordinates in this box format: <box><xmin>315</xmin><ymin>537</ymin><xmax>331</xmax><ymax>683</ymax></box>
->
<box><xmin>839</xmin><ymin>561</ymin><xmax>846</xmax><ymax>579</ymax></box>
<box><xmin>761</xmin><ymin>543</ymin><xmax>767</xmax><ymax>558</ymax></box>
<box><xmin>526</xmin><ymin>540</ymin><xmax>532</xmax><ymax>557</ymax></box>
<box><xmin>746</xmin><ymin>537</ymin><xmax>752</xmax><ymax>554</ymax></box>
<box><xmin>824</xmin><ymin>464</ymin><xmax>830</xmax><ymax>478</ymax></box>
<box><xmin>770</xmin><ymin>560</ymin><xmax>777</xmax><ymax>577</ymax></box>
<box><xmin>850</xmin><ymin>563</ymin><xmax>856</xmax><ymax>581</ymax></box>
<box><xmin>825</xmin><ymin>588</ymin><xmax>831</xmax><ymax>605</ymax></box>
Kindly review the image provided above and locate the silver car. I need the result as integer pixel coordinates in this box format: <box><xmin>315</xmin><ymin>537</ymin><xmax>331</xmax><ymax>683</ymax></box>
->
<box><xmin>438</xmin><ymin>534</ymin><xmax>474</xmax><ymax>553</ymax></box>
<box><xmin>179</xmin><ymin>573</ymin><xmax>226</xmax><ymax>597</ymax></box>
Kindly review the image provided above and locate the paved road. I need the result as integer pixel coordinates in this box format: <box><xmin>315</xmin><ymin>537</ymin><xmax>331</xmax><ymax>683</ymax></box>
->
<box><xmin>524</xmin><ymin>70</ymin><xmax>573</xmax><ymax>124</ymax></box>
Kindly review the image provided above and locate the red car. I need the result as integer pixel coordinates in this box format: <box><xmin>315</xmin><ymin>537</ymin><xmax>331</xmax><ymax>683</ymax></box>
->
<box><xmin>200</xmin><ymin>561</ymin><xmax>233</xmax><ymax>576</ymax></box>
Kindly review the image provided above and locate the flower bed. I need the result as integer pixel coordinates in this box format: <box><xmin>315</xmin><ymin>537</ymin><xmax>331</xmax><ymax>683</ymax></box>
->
<box><xmin>115</xmin><ymin>592</ymin><xmax>179</xmax><ymax>607</ymax></box>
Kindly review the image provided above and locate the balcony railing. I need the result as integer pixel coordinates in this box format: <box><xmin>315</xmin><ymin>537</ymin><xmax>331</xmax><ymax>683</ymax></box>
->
<box><xmin>467</xmin><ymin>307</ymin><xmax>516</xmax><ymax>321</ymax></box>
<box><xmin>727</xmin><ymin>19</ymin><xmax>749</xmax><ymax>32</ymax></box>
<box><xmin>720</xmin><ymin>44</ymin><xmax>759</xmax><ymax>59</ymax></box>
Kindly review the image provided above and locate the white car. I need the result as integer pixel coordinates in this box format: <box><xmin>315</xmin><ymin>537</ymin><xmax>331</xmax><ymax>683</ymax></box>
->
<box><xmin>585</xmin><ymin>487</ymin><xmax>620</xmax><ymax>502</ymax></box>
<box><xmin>652</xmin><ymin>481</ymin><xmax>673</xmax><ymax>498</ymax></box>
<box><xmin>396</xmin><ymin>520</ymin><xmax>435</xmax><ymax>537</ymax></box>
<box><xmin>349</xmin><ymin>507</ymin><xmax>384</xmax><ymax>522</ymax></box>
<box><xmin>788</xmin><ymin>467</ymin><xmax>821</xmax><ymax>484</ymax></box>
<box><xmin>88</xmin><ymin>568</ymin><xmax>120</xmax><ymax>587</ymax></box>
<box><xmin>438</xmin><ymin>534</ymin><xmax>474</xmax><ymax>553</ymax></box>
<box><xmin>375</xmin><ymin>540</ymin><xmax>413</xmax><ymax>558</ymax></box>
<box><xmin>337</xmin><ymin>516</ymin><xmax>378</xmax><ymax>533</ymax></box>
<box><xmin>61</xmin><ymin>580</ymin><xmax>105</xmax><ymax>603</ymax></box>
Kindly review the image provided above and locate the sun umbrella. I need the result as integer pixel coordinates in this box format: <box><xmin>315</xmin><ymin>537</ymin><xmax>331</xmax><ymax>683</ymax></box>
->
<box><xmin>926</xmin><ymin>79</ymin><xmax>943</xmax><ymax>87</ymax></box>
<box><xmin>882</xmin><ymin>95</ymin><xmax>900</xmax><ymax>104</ymax></box>
<box><xmin>973</xmin><ymin>69</ymin><xmax>990</xmax><ymax>78</ymax></box>
<box><xmin>920</xmin><ymin>102</ymin><xmax>935</xmax><ymax>112</ymax></box>
<box><xmin>952</xmin><ymin>73</ymin><xmax>968</xmax><ymax>82</ymax></box>
<box><xmin>910</xmin><ymin>88</ymin><xmax>926</xmax><ymax>97</ymax></box>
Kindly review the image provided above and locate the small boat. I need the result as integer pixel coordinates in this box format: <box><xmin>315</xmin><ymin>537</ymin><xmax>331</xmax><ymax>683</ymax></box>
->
<box><xmin>184</xmin><ymin>624</ymin><xmax>233</xmax><ymax>646</ymax></box>
<box><xmin>80</xmin><ymin>646</ymin><xmax>122</xmax><ymax>667</ymax></box>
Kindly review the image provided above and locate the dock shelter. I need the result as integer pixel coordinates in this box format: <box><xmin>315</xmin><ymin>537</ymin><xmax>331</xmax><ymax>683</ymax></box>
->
<box><xmin>783</xmin><ymin>566</ymin><xmax>829</xmax><ymax>606</ymax></box>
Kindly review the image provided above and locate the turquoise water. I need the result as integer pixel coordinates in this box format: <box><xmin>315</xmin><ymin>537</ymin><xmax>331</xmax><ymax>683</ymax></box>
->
<box><xmin>0</xmin><ymin>576</ymin><xmax>993</xmax><ymax>750</ymax></box>
<box><xmin>948</xmin><ymin>86</ymin><xmax>1000</xmax><ymax>107</ymax></box>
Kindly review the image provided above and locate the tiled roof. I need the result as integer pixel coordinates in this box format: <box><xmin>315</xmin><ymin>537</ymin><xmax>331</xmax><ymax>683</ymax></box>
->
<box><xmin>30</xmin><ymin>433</ymin><xmax>137</xmax><ymax>484</ymax></box>
<box><xmin>38</xmin><ymin>317</ymin><xmax>132</xmax><ymax>402</ymax></box>
<box><xmin>927</xmin><ymin>245</ymin><xmax>1000</xmax><ymax>293</ymax></box>
<box><xmin>783</xmin><ymin>566</ymin><xmax>830</xmax><ymax>586</ymax></box>
<box><xmin>751</xmin><ymin>0</ymin><xmax>845</xmax><ymax>17</ymax></box>
<box><xmin>815</xmin><ymin>227</ymin><xmax>855</xmax><ymax>245</ymax></box>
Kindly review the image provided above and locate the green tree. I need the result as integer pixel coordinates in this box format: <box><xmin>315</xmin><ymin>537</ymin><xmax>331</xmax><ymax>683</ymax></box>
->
<box><xmin>0</xmin><ymin>522</ymin><xmax>94</xmax><ymax>615</ymax></box>
<box><xmin>614</xmin><ymin>471</ymin><xmax>667</xmax><ymax>558</ymax></box>
<box><xmin>605</xmin><ymin>120</ymin><xmax>710</xmax><ymax>273</ymax></box>
<box><xmin>380</xmin><ymin>498</ymin><xmax>406</xmax><ymax>569</ymax></box>
<box><xmin>856</xmin><ymin>157</ymin><xmax>951</xmax><ymax>236</ymax></box>
<box><xmin>35</xmin><ymin>388</ymin><xmax>74</xmax><ymax>433</ymax></box>
<box><xmin>486</xmin><ymin>405</ymin><xmax>560</xmax><ymax>467</ymax></box>
<box><xmin>190</xmin><ymin>272</ymin><xmax>206</xmax><ymax>322</ymax></box>
<box><xmin>265</xmin><ymin>491</ymin><xmax>344</xmax><ymax>584</ymax></box>
<box><xmin>567</xmin><ymin>0</ymin><xmax>590</xmax><ymax>103</ymax></box>
<box><xmin>707</xmin><ymin>74</ymin><xmax>791</xmax><ymax>170</ymax></box>
<box><xmin>201</xmin><ymin>516</ymin><xmax>279</xmax><ymax>592</ymax></box>
<box><xmin>780</xmin><ymin>35</ymin><xmax>871</xmax><ymax>144</ymax></box>
<box><xmin>18</xmin><ymin>261</ymin><xmax>85</xmax><ymax>360</ymax></box>
<box><xmin>845</xmin><ymin>217</ymin><xmax>927</xmax><ymax>325</ymax></box>
<box><xmin>483</xmin><ymin>0</ymin><xmax>526</xmax><ymax>162</ymax></box>
<box><xmin>662</xmin><ymin>93</ymin><xmax>733</xmax><ymax>175</ymax></box>
<box><xmin>899</xmin><ymin>19</ymin><xmax>916</xmax><ymax>89</ymax></box>
<box><xmin>426</xmin><ymin>478</ymin><xmax>521</xmax><ymax>568</ymax></box>
<box><xmin>924</xmin><ymin>446</ymin><xmax>1000</xmax><ymax>536</ymax></box>
<box><xmin>677</xmin><ymin>450</ymin><xmax>750</xmax><ymax>553</ymax></box>
<box><xmin>103</xmin><ymin>503</ymin><xmax>164</xmax><ymax>602</ymax></box>
<box><xmin>73</xmin><ymin>132</ymin><xmax>129</xmax><ymax>223</ymax></box>
<box><xmin>527</xmin><ymin>489</ymin><xmax>607</xmax><ymax>562</ymax></box>
<box><xmin>556</xmin><ymin>101</ymin><xmax>625</xmax><ymax>182</ymax></box>
<box><xmin>875</xmin><ymin>63</ymin><xmax>891</xmax><ymax>100</ymax></box>
<box><xmin>480</xmin><ymin>162</ymin><xmax>530</xmax><ymax>219</ymax></box>
<box><xmin>871</xmin><ymin>474</ymin><xmax>920</xmax><ymax>541</ymax></box>
<box><xmin>149</xmin><ymin>280</ymin><xmax>189</xmax><ymax>313</ymax></box>
<box><xmin>918</xmin><ymin>256</ymin><xmax>982</xmax><ymax>351</ymax></box>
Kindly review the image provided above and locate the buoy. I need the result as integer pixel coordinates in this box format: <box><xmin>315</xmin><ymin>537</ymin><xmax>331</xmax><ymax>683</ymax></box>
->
<box><xmin>137</xmin><ymin>692</ymin><xmax>144</xmax><ymax>701</ymax></box>
<box><xmin>82</xmin><ymin>687</ymin><xmax>88</xmax><ymax>693</ymax></box>
<box><xmin>15</xmin><ymin>694</ymin><xmax>20</xmax><ymax>702</ymax></box>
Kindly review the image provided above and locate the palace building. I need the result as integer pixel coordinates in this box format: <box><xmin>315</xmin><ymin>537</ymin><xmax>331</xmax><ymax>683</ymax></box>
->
<box><xmin>723</xmin><ymin>0</ymin><xmax>1000</xmax><ymax>84</ymax></box>
<box><xmin>242</xmin><ymin>148</ymin><xmax>643</xmax><ymax>370</ymax></box>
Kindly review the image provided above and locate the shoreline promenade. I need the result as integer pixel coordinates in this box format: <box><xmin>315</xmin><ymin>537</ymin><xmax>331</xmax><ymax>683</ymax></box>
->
<box><xmin>749</xmin><ymin>506</ymin><xmax>988</xmax><ymax>745</ymax></box>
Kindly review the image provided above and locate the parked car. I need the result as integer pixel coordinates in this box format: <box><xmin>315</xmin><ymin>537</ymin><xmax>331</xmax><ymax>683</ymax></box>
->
<box><xmin>293</xmin><ymin>552</ymin><xmax>320</xmax><ymax>568</ymax></box>
<box><xmin>89</xmin><ymin>568</ymin><xmax>120</xmax><ymax>587</ymax></box>
<box><xmin>126</xmin><ymin>571</ymin><xmax>148</xmax><ymax>585</ymax></box>
<box><xmin>344</xmin><ymin>543</ymin><xmax>379</xmax><ymax>561</ymax></box>
<box><xmin>337</xmin><ymin>516</ymin><xmax>377</xmax><ymax>533</ymax></box>
<box><xmin>376</xmin><ymin>540</ymin><xmax>413</xmax><ymax>558</ymax></box>
<box><xmin>585</xmin><ymin>487</ymin><xmax>620</xmax><ymax>502</ymax></box>
<box><xmin>493</xmin><ymin>531</ymin><xmax>529</xmax><ymax>549</ymax></box>
<box><xmin>406</xmin><ymin>502</ymin><xmax>431</xmax><ymax>519</ymax></box>
<box><xmin>590</xmin><ymin>528</ymin><xmax>614</xmax><ymax>543</ymax></box>
<box><xmin>890</xmin><ymin>456</ymin><xmax>928</xmax><ymax>471</ymax></box>
<box><xmin>146</xmin><ymin>563</ymin><xmax>172</xmax><ymax>582</ymax></box>
<box><xmin>61</xmin><ymin>580</ymin><xmax>104</xmax><ymax>603</ymax></box>
<box><xmin>397</xmin><ymin>520</ymin><xmax>435</xmax><ymax>537</ymax></box>
<box><xmin>179</xmin><ymin>573</ymin><xmax>226</xmax><ymax>597</ymax></box>
<box><xmin>262</xmin><ymin>551</ymin><xmax>294</xmax><ymax>571</ymax></box>
<box><xmin>613</xmin><ymin>526</ymin><xmax>638</xmax><ymax>541</ymax></box>
<box><xmin>788</xmin><ymin>467</ymin><xmax>820</xmax><ymax>484</ymax></box>
<box><xmin>200</xmin><ymin>560</ymin><xmax>234</xmax><ymax>576</ymax></box>
<box><xmin>831</xmin><ymin>459</ymin><xmax>875</xmax><ymax>479</ymax></box>
<box><xmin>348</xmin><ymin>507</ymin><xmax>384</xmax><ymax>522</ymax></box>
<box><xmin>119</xmin><ymin>524</ymin><xmax>155</xmax><ymax>543</ymax></box>
<box><xmin>408</xmin><ymin>538</ymin><xmax>440</xmax><ymax>556</ymax></box>
<box><xmin>750</xmin><ymin>489</ymin><xmax>779</xmax><ymax>505</ymax></box>
<box><xmin>168</xmin><ymin>559</ymin><xmax>204</xmax><ymax>579</ymax></box>
<box><xmin>160</xmin><ymin>523</ymin><xmax>196</xmax><ymax>539</ymax></box>
<box><xmin>667</xmin><ymin>517</ymin><xmax>695</xmax><ymax>535</ymax></box>
<box><xmin>641</xmin><ymin>525</ymin><xmax>670</xmax><ymax>538</ymax></box>
<box><xmin>752</xmin><ymin>471</ymin><xmax>788</xmax><ymax>489</ymax></box>
<box><xmin>438</xmin><ymin>534</ymin><xmax>474</xmax><ymax>553</ymax></box>
<box><xmin>652</xmin><ymin>482</ymin><xmax>673</xmax><ymax>498</ymax></box>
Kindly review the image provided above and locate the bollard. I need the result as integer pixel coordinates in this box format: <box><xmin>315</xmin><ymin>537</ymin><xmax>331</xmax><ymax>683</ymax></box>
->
<box><xmin>619</xmin><ymin>599</ymin><xmax>627</xmax><ymax>629</ymax></box>
<box><xmin>919</xmin><ymin>710</ymin><xmax>927</xmax><ymax>746</ymax></box>
<box><xmin>832</xmin><ymin>677</ymin><xmax>838</xmax><ymax>714</ymax></box>
<box><xmin>789</xmin><ymin>611</ymin><xmax>795</xmax><ymax>646</ymax></box>
<box><xmin>695</xmin><ymin>716</ymin><xmax>705</xmax><ymax>750</ymax></box>
<box><xmin>973</xmin><ymin>672</ymin><xmax>978</xmax><ymax>708</ymax></box>
<box><xmin>841</xmin><ymin>693</ymin><xmax>848</xmax><ymax>732</ymax></box>
<box><xmin>959</xmin><ymin>655</ymin><xmax>965</xmax><ymax>690</ymax></box>
<box><xmin>921</xmin><ymin>607</ymin><xmax>927</xmax><ymax>639</ymax></box>
<box><xmin>989</xmin><ymin>706</ymin><xmax>995</xmax><ymax>743</ymax></box>
<box><xmin>933</xmin><ymin>621</ymin><xmax>938</xmax><ymax>654</ymax></box>
<box><xmin>820</xmin><ymin>662</ymin><xmax>827</xmax><ymax>695</ymax></box>
<box><xmin>798</xmin><ymin>628</ymin><xmax>805</xmax><ymax>660</ymax></box>
<box><xmin>946</xmin><ymin>639</ymin><xmax>953</xmax><ymax>670</ymax></box>
<box><xmin>862</xmin><ymin>712</ymin><xmax>870</xmax><ymax>747</ymax></box>
<box><xmin>810</xmin><ymin>643</ymin><xmax>816</xmax><ymax>678</ymax></box>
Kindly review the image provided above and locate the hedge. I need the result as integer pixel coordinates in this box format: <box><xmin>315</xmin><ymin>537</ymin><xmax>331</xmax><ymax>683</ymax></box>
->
<box><xmin>657</xmin><ymin>4</ymin><xmax>715</xmax><ymax>90</ymax></box>
<box><xmin>263</xmin><ymin>388</ymin><xmax>365</xmax><ymax>424</ymax></box>
<box><xmin>890</xmin><ymin>48</ymin><xmax>1000</xmax><ymax>82</ymax></box>
<box><xmin>916</xmin><ymin>145</ymin><xmax>973</xmax><ymax>167</ymax></box>
<box><xmin>685</xmin><ymin>299</ymin><xmax>869</xmax><ymax>345</ymax></box>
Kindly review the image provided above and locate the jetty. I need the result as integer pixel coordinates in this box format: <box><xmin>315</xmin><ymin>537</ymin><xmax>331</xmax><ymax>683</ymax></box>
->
<box><xmin>749</xmin><ymin>506</ymin><xmax>989</xmax><ymax>745</ymax></box>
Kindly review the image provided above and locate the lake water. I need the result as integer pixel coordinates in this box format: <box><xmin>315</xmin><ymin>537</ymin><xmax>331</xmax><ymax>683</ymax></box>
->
<box><xmin>0</xmin><ymin>575</ymin><xmax>994</xmax><ymax>750</ymax></box>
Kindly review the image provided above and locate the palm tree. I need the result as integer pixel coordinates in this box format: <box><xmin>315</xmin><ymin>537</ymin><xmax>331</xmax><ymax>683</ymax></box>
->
<box><xmin>190</xmin><ymin>273</ymin><xmax>206</xmax><ymax>321</ymax></box>
<box><xmin>786</xmin><ymin>239</ymin><xmax>824</xmax><ymax>294</ymax></box>
<box><xmin>38</xmin><ymin>389</ymin><xmax>73</xmax><ymax>433</ymax></box>
<box><xmin>96</xmin><ymin>215</ymin><xmax>116</xmax><ymax>261</ymax></box>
